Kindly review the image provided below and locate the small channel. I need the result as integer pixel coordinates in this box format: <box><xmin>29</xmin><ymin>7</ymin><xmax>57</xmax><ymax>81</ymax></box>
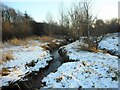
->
<box><xmin>43</xmin><ymin>50</ymin><xmax>64</xmax><ymax>75</ymax></box>
<box><xmin>33</xmin><ymin>49</ymin><xmax>64</xmax><ymax>89</ymax></box>
<box><xmin>2</xmin><ymin>49</ymin><xmax>64</xmax><ymax>90</ymax></box>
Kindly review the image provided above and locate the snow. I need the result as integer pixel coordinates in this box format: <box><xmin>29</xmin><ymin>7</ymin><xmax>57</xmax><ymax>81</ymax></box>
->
<box><xmin>98</xmin><ymin>33</ymin><xmax>119</xmax><ymax>55</ymax></box>
<box><xmin>0</xmin><ymin>40</ymin><xmax>53</xmax><ymax>87</ymax></box>
<box><xmin>52</xmin><ymin>39</ymin><xmax>67</xmax><ymax>46</ymax></box>
<box><xmin>52</xmin><ymin>39</ymin><xmax>64</xmax><ymax>43</ymax></box>
<box><xmin>42</xmin><ymin>51</ymin><xmax>118</xmax><ymax>88</ymax></box>
<box><xmin>42</xmin><ymin>33</ymin><xmax>119</xmax><ymax>88</ymax></box>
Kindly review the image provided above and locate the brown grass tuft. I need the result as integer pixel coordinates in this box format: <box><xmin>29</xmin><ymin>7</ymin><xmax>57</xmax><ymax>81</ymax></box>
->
<box><xmin>8</xmin><ymin>38</ymin><xmax>24</xmax><ymax>45</ymax></box>
<box><xmin>39</xmin><ymin>36</ymin><xmax>55</xmax><ymax>42</ymax></box>
<box><xmin>88</xmin><ymin>47</ymin><xmax>100</xmax><ymax>53</ymax></box>
<box><xmin>2</xmin><ymin>68</ymin><xmax>10</xmax><ymax>76</ymax></box>
<box><xmin>2</xmin><ymin>52</ymin><xmax>14</xmax><ymax>62</ymax></box>
<box><xmin>41</xmin><ymin>45</ymin><xmax>50</xmax><ymax>51</ymax></box>
<box><xmin>47</xmin><ymin>42</ymin><xmax>58</xmax><ymax>49</ymax></box>
<box><xmin>80</xmin><ymin>45</ymin><xmax>100</xmax><ymax>53</ymax></box>
<box><xmin>0</xmin><ymin>42</ymin><xmax>3</xmax><ymax>48</ymax></box>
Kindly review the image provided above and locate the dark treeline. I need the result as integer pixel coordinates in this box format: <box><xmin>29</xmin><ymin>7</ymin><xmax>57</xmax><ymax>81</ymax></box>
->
<box><xmin>2</xmin><ymin>3</ymin><xmax>33</xmax><ymax>40</ymax></box>
<box><xmin>1</xmin><ymin>3</ymin><xmax>67</xmax><ymax>41</ymax></box>
<box><xmin>1</xmin><ymin>2</ymin><xmax>119</xmax><ymax>41</ymax></box>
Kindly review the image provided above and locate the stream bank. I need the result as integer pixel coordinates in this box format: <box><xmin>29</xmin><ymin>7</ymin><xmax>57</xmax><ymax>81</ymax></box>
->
<box><xmin>1</xmin><ymin>49</ymin><xmax>65</xmax><ymax>90</ymax></box>
<box><xmin>1</xmin><ymin>39</ymin><xmax>71</xmax><ymax>90</ymax></box>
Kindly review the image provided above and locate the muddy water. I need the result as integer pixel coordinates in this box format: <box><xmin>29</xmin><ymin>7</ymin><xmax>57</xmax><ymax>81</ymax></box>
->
<box><xmin>2</xmin><ymin>49</ymin><xmax>64</xmax><ymax>90</ymax></box>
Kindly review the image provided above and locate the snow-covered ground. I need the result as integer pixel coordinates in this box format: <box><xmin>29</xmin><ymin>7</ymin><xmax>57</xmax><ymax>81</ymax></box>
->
<box><xmin>42</xmin><ymin>52</ymin><xmax>118</xmax><ymax>88</ymax></box>
<box><xmin>98</xmin><ymin>33</ymin><xmax>119</xmax><ymax>56</ymax></box>
<box><xmin>42</xmin><ymin>33</ymin><xmax>119</xmax><ymax>88</ymax></box>
<box><xmin>0</xmin><ymin>40</ymin><xmax>53</xmax><ymax>87</ymax></box>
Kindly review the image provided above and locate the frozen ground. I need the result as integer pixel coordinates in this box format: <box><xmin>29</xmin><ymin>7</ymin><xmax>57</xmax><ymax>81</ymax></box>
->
<box><xmin>42</xmin><ymin>33</ymin><xmax>119</xmax><ymax>88</ymax></box>
<box><xmin>0</xmin><ymin>40</ymin><xmax>53</xmax><ymax>87</ymax></box>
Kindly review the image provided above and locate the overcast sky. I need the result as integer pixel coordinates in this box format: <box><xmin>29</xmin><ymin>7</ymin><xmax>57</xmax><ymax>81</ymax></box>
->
<box><xmin>2</xmin><ymin>0</ymin><xmax>119</xmax><ymax>22</ymax></box>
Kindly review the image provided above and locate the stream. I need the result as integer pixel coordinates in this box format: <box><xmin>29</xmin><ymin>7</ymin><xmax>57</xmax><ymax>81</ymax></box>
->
<box><xmin>44</xmin><ymin>50</ymin><xmax>64</xmax><ymax>75</ymax></box>
<box><xmin>2</xmin><ymin>49</ymin><xmax>64</xmax><ymax>90</ymax></box>
<box><xmin>31</xmin><ymin>49</ymin><xmax>64</xmax><ymax>89</ymax></box>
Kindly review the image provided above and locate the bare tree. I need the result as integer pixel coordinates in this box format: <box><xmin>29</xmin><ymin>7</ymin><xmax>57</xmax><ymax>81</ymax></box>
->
<box><xmin>46</xmin><ymin>12</ymin><xmax>54</xmax><ymax>36</ymax></box>
<box><xmin>67</xmin><ymin>3</ymin><xmax>83</xmax><ymax>39</ymax></box>
<box><xmin>83</xmin><ymin>0</ymin><xmax>92</xmax><ymax>36</ymax></box>
<box><xmin>2</xmin><ymin>3</ymin><xmax>33</xmax><ymax>40</ymax></box>
<box><xmin>58</xmin><ymin>0</ymin><xmax>98</xmax><ymax>47</ymax></box>
<box><xmin>59</xmin><ymin>2</ymin><xmax>66</xmax><ymax>35</ymax></box>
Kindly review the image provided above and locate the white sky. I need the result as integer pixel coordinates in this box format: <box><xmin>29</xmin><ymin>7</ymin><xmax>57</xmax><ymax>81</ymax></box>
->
<box><xmin>2</xmin><ymin>0</ymin><xmax>119</xmax><ymax>22</ymax></box>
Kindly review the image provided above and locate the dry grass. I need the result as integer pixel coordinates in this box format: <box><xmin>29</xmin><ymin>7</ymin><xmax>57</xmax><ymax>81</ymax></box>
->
<box><xmin>30</xmin><ymin>42</ymin><xmax>39</xmax><ymax>46</ymax></box>
<box><xmin>25</xmin><ymin>60</ymin><xmax>36</xmax><ymax>67</ymax></box>
<box><xmin>0</xmin><ymin>42</ymin><xmax>4</xmax><ymax>48</ymax></box>
<box><xmin>39</xmin><ymin>36</ymin><xmax>55</xmax><ymax>42</ymax></box>
<box><xmin>88</xmin><ymin>47</ymin><xmax>100</xmax><ymax>53</ymax></box>
<box><xmin>47</xmin><ymin>42</ymin><xmax>58</xmax><ymax>49</ymax></box>
<box><xmin>2</xmin><ymin>67</ymin><xmax>10</xmax><ymax>76</ymax></box>
<box><xmin>8</xmin><ymin>36</ymin><xmax>41</xmax><ymax>46</ymax></box>
<box><xmin>40</xmin><ymin>42</ymin><xmax>59</xmax><ymax>51</ymax></box>
<box><xmin>100</xmin><ymin>49</ymin><xmax>109</xmax><ymax>54</ymax></box>
<box><xmin>2</xmin><ymin>52</ymin><xmax>14</xmax><ymax>62</ymax></box>
<box><xmin>41</xmin><ymin>45</ymin><xmax>50</xmax><ymax>51</ymax></box>
<box><xmin>25</xmin><ymin>35</ymin><xmax>41</xmax><ymax>41</ymax></box>
<box><xmin>8</xmin><ymin>38</ymin><xmax>25</xmax><ymax>46</ymax></box>
<box><xmin>80</xmin><ymin>45</ymin><xmax>100</xmax><ymax>53</ymax></box>
<box><xmin>6</xmin><ymin>36</ymin><xmax>58</xmax><ymax>46</ymax></box>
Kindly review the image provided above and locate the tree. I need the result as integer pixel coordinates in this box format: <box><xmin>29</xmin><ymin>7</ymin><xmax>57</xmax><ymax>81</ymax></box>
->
<box><xmin>46</xmin><ymin>12</ymin><xmax>54</xmax><ymax>36</ymax></box>
<box><xmin>67</xmin><ymin>1</ymin><xmax>94</xmax><ymax>39</ymax></box>
<box><xmin>2</xmin><ymin>3</ymin><xmax>33</xmax><ymax>40</ymax></box>
<box><xmin>68</xmin><ymin>2</ymin><xmax>84</xmax><ymax>37</ymax></box>
<box><xmin>58</xmin><ymin>2</ymin><xmax>68</xmax><ymax>36</ymax></box>
<box><xmin>94</xmin><ymin>19</ymin><xmax>107</xmax><ymax>36</ymax></box>
<box><xmin>83</xmin><ymin>0</ymin><xmax>92</xmax><ymax>37</ymax></box>
<box><xmin>58</xmin><ymin>0</ymin><xmax>99</xmax><ymax>47</ymax></box>
<box><xmin>108</xmin><ymin>18</ymin><xmax>119</xmax><ymax>33</ymax></box>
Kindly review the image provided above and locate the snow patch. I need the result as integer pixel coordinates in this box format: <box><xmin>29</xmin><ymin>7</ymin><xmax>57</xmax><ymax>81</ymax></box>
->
<box><xmin>98</xmin><ymin>33</ymin><xmax>119</xmax><ymax>55</ymax></box>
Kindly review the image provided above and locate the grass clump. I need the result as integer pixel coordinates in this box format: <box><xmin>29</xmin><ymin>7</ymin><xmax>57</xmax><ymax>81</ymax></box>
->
<box><xmin>2</xmin><ymin>52</ymin><xmax>14</xmax><ymax>62</ymax></box>
<box><xmin>25</xmin><ymin>60</ymin><xmax>38</xmax><ymax>67</ymax></box>
<box><xmin>8</xmin><ymin>38</ymin><xmax>24</xmax><ymax>46</ymax></box>
<box><xmin>39</xmin><ymin>36</ymin><xmax>55</xmax><ymax>42</ymax></box>
<box><xmin>2</xmin><ymin>67</ymin><xmax>10</xmax><ymax>76</ymax></box>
